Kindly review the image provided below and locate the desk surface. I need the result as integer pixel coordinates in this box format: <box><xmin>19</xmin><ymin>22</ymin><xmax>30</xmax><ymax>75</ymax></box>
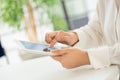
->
<box><xmin>0</xmin><ymin>57</ymin><xmax>119</xmax><ymax>80</ymax></box>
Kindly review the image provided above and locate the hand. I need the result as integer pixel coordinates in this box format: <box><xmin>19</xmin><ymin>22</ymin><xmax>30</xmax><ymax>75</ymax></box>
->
<box><xmin>51</xmin><ymin>48</ymin><xmax>90</xmax><ymax>69</ymax></box>
<box><xmin>45</xmin><ymin>30</ymin><xmax>79</xmax><ymax>47</ymax></box>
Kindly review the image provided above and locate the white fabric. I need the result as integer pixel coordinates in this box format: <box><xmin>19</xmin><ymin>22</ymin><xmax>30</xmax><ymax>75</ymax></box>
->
<box><xmin>0</xmin><ymin>57</ymin><xmax>119</xmax><ymax>80</ymax></box>
<box><xmin>73</xmin><ymin>0</ymin><xmax>120</xmax><ymax>73</ymax></box>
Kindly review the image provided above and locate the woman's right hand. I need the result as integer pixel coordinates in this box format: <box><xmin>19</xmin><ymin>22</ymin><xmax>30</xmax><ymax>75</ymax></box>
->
<box><xmin>45</xmin><ymin>30</ymin><xmax>79</xmax><ymax>47</ymax></box>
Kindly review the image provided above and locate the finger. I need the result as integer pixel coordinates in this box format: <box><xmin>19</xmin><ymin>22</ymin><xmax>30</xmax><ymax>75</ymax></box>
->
<box><xmin>51</xmin><ymin>49</ymin><xmax>67</xmax><ymax>55</ymax></box>
<box><xmin>49</xmin><ymin>31</ymin><xmax>61</xmax><ymax>47</ymax></box>
<box><xmin>45</xmin><ymin>32</ymin><xmax>56</xmax><ymax>43</ymax></box>
<box><xmin>52</xmin><ymin>56</ymin><xmax>62</xmax><ymax>61</ymax></box>
<box><xmin>45</xmin><ymin>33</ymin><xmax>51</xmax><ymax>43</ymax></box>
<box><xmin>49</xmin><ymin>39</ymin><xmax>57</xmax><ymax>47</ymax></box>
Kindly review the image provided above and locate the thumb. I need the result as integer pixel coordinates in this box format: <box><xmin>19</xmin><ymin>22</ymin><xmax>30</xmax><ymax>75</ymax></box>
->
<box><xmin>51</xmin><ymin>49</ymin><xmax>67</xmax><ymax>55</ymax></box>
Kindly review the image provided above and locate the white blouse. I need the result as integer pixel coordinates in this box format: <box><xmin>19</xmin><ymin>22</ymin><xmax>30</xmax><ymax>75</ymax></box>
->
<box><xmin>74</xmin><ymin>0</ymin><xmax>120</xmax><ymax>71</ymax></box>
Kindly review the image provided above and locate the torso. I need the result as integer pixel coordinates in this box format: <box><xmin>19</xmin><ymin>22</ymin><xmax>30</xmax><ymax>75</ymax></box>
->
<box><xmin>101</xmin><ymin>0</ymin><xmax>120</xmax><ymax>45</ymax></box>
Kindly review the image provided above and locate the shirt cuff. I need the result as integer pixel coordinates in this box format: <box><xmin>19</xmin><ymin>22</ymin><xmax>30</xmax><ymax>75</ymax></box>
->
<box><xmin>73</xmin><ymin>28</ymin><xmax>89</xmax><ymax>49</ymax></box>
<box><xmin>87</xmin><ymin>46</ymin><xmax>111</xmax><ymax>69</ymax></box>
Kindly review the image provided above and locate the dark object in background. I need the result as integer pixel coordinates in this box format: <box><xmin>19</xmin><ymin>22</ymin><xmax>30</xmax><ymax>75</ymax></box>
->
<box><xmin>70</xmin><ymin>16</ymin><xmax>89</xmax><ymax>30</ymax></box>
<box><xmin>0</xmin><ymin>40</ymin><xmax>5</xmax><ymax>57</ymax></box>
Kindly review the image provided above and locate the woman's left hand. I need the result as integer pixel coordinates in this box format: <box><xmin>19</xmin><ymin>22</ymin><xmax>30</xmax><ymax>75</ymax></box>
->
<box><xmin>51</xmin><ymin>48</ymin><xmax>90</xmax><ymax>69</ymax></box>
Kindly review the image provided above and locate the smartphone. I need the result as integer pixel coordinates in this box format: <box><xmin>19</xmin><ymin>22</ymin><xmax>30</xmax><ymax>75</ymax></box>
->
<box><xmin>16</xmin><ymin>40</ymin><xmax>58</xmax><ymax>57</ymax></box>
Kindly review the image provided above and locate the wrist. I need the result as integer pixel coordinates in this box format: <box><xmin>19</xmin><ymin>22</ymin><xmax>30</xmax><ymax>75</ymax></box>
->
<box><xmin>83</xmin><ymin>51</ymin><xmax>90</xmax><ymax>65</ymax></box>
<box><xmin>71</xmin><ymin>32</ymin><xmax>79</xmax><ymax>46</ymax></box>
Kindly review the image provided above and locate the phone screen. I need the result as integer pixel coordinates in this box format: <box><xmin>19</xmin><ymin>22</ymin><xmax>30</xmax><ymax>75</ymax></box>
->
<box><xmin>20</xmin><ymin>41</ymin><xmax>57</xmax><ymax>51</ymax></box>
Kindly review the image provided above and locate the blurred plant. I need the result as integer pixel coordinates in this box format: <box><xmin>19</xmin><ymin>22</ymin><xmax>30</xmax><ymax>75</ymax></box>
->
<box><xmin>0</xmin><ymin>0</ymin><xmax>68</xmax><ymax>41</ymax></box>
<box><xmin>0</xmin><ymin>0</ymin><xmax>37</xmax><ymax>41</ymax></box>
<box><xmin>34</xmin><ymin>0</ymin><xmax>68</xmax><ymax>31</ymax></box>
<box><xmin>0</xmin><ymin>0</ymin><xmax>26</xmax><ymax>29</ymax></box>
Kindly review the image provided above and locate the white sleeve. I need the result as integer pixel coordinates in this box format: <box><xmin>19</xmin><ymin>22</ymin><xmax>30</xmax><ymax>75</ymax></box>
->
<box><xmin>73</xmin><ymin>0</ymin><xmax>104</xmax><ymax>49</ymax></box>
<box><xmin>73</xmin><ymin>17</ymin><xmax>104</xmax><ymax>49</ymax></box>
<box><xmin>87</xmin><ymin>43</ymin><xmax>120</xmax><ymax>69</ymax></box>
<box><xmin>72</xmin><ymin>1</ymin><xmax>120</xmax><ymax>69</ymax></box>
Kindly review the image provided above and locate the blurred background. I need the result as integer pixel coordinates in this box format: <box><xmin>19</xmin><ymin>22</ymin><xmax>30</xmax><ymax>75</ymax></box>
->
<box><xmin>0</xmin><ymin>0</ymin><xmax>97</xmax><ymax>66</ymax></box>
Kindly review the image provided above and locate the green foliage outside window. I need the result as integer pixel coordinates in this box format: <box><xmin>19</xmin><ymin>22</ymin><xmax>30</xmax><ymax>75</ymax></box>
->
<box><xmin>0</xmin><ymin>0</ymin><xmax>68</xmax><ymax>31</ymax></box>
<box><xmin>0</xmin><ymin>0</ymin><xmax>26</xmax><ymax>29</ymax></box>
